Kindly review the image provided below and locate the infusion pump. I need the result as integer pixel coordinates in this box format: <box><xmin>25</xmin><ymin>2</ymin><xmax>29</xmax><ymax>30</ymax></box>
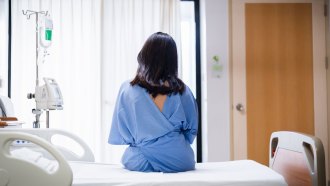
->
<box><xmin>35</xmin><ymin>78</ymin><xmax>63</xmax><ymax>110</ymax></box>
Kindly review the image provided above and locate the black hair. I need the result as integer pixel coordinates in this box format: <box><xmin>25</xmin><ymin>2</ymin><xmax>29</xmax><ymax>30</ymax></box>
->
<box><xmin>130</xmin><ymin>32</ymin><xmax>185</xmax><ymax>97</ymax></box>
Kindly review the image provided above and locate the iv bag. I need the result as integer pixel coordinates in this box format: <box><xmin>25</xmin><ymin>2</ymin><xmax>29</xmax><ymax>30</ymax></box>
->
<box><xmin>39</xmin><ymin>16</ymin><xmax>53</xmax><ymax>48</ymax></box>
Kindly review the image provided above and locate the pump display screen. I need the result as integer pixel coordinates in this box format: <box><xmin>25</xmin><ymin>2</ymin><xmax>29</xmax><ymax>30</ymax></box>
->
<box><xmin>50</xmin><ymin>85</ymin><xmax>61</xmax><ymax>99</ymax></box>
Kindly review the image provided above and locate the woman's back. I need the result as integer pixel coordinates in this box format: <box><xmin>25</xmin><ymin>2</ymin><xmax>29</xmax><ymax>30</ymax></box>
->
<box><xmin>151</xmin><ymin>94</ymin><xmax>167</xmax><ymax>112</ymax></box>
<box><xmin>109</xmin><ymin>81</ymin><xmax>198</xmax><ymax>172</ymax></box>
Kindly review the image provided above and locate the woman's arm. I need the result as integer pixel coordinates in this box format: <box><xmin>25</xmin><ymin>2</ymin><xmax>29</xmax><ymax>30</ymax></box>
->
<box><xmin>181</xmin><ymin>87</ymin><xmax>199</xmax><ymax>144</ymax></box>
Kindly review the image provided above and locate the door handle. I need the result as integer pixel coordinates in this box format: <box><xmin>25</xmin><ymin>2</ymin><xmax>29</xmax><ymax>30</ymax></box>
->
<box><xmin>236</xmin><ymin>103</ymin><xmax>244</xmax><ymax>111</ymax></box>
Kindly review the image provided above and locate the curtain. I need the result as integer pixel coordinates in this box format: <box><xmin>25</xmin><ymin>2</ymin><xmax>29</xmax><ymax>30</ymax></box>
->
<box><xmin>11</xmin><ymin>0</ymin><xmax>102</xmax><ymax>159</ymax></box>
<box><xmin>11</xmin><ymin>0</ymin><xmax>180</xmax><ymax>163</ymax></box>
<box><xmin>101</xmin><ymin>0</ymin><xmax>181</xmax><ymax>163</ymax></box>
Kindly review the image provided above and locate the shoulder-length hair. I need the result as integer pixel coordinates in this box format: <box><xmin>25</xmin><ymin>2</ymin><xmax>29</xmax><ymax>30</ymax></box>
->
<box><xmin>130</xmin><ymin>32</ymin><xmax>185</xmax><ymax>97</ymax></box>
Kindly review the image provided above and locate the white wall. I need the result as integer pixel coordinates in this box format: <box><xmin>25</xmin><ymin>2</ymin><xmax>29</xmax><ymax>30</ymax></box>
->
<box><xmin>200</xmin><ymin>0</ymin><xmax>231</xmax><ymax>162</ymax></box>
<box><xmin>0</xmin><ymin>0</ymin><xmax>8</xmax><ymax>96</ymax></box>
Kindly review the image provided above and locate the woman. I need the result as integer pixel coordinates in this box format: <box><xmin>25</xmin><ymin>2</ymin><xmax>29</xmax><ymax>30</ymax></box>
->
<box><xmin>108</xmin><ymin>32</ymin><xmax>198</xmax><ymax>173</ymax></box>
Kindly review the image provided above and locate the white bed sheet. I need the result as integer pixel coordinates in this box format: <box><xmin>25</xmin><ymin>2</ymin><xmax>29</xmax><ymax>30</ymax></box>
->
<box><xmin>71</xmin><ymin>160</ymin><xmax>287</xmax><ymax>186</ymax></box>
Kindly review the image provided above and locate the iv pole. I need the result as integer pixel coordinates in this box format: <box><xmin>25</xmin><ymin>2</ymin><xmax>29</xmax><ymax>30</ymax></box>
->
<box><xmin>23</xmin><ymin>10</ymin><xmax>49</xmax><ymax>128</ymax></box>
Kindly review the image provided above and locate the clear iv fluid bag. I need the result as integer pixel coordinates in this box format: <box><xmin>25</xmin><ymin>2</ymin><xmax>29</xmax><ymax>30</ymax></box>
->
<box><xmin>40</xmin><ymin>16</ymin><xmax>53</xmax><ymax>48</ymax></box>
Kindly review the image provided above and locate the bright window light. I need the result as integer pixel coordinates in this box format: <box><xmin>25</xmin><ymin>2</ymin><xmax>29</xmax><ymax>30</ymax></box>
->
<box><xmin>180</xmin><ymin>1</ymin><xmax>197</xmax><ymax>160</ymax></box>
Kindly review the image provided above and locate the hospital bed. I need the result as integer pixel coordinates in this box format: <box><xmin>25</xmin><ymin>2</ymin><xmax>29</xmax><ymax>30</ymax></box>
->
<box><xmin>0</xmin><ymin>129</ymin><xmax>324</xmax><ymax>186</ymax></box>
<box><xmin>269</xmin><ymin>131</ymin><xmax>326</xmax><ymax>186</ymax></box>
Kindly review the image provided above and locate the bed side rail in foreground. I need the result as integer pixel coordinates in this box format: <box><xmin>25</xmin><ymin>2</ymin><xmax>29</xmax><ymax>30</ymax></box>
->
<box><xmin>0</xmin><ymin>132</ymin><xmax>72</xmax><ymax>186</ymax></box>
<box><xmin>269</xmin><ymin>131</ymin><xmax>325</xmax><ymax>186</ymax></box>
<box><xmin>0</xmin><ymin>128</ymin><xmax>95</xmax><ymax>162</ymax></box>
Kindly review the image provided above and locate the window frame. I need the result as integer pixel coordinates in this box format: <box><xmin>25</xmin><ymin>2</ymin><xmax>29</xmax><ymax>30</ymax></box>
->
<box><xmin>180</xmin><ymin>0</ymin><xmax>202</xmax><ymax>163</ymax></box>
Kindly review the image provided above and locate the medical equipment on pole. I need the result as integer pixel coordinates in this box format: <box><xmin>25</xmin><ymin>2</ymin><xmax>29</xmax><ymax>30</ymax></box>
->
<box><xmin>39</xmin><ymin>16</ymin><xmax>53</xmax><ymax>48</ymax></box>
<box><xmin>23</xmin><ymin>10</ymin><xmax>63</xmax><ymax>128</ymax></box>
<box><xmin>34</xmin><ymin>78</ymin><xmax>63</xmax><ymax>110</ymax></box>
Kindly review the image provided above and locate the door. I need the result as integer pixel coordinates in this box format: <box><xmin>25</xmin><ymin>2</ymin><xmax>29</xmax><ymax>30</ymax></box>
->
<box><xmin>232</xmin><ymin>0</ymin><xmax>327</xmax><ymax>167</ymax></box>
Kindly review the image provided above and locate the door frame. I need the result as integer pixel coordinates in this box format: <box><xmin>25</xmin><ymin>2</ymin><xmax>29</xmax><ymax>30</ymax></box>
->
<box><xmin>230</xmin><ymin>0</ymin><xmax>327</xmax><ymax>171</ymax></box>
<box><xmin>325</xmin><ymin>0</ymin><xmax>330</xmax><ymax>182</ymax></box>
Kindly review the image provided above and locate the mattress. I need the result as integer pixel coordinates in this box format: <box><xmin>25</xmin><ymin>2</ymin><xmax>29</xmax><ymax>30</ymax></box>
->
<box><xmin>71</xmin><ymin>160</ymin><xmax>287</xmax><ymax>186</ymax></box>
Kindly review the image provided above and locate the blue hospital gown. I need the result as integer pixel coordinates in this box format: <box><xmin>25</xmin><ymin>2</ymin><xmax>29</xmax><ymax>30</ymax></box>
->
<box><xmin>108</xmin><ymin>81</ymin><xmax>198</xmax><ymax>173</ymax></box>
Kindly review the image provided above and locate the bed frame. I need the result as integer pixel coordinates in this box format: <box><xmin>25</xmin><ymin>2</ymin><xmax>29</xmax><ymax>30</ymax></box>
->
<box><xmin>0</xmin><ymin>131</ymin><xmax>73</xmax><ymax>186</ymax></box>
<box><xmin>0</xmin><ymin>128</ymin><xmax>94</xmax><ymax>162</ymax></box>
<box><xmin>0</xmin><ymin>129</ymin><xmax>325</xmax><ymax>186</ymax></box>
<box><xmin>269</xmin><ymin>131</ymin><xmax>326</xmax><ymax>186</ymax></box>
<box><xmin>0</xmin><ymin>129</ymin><xmax>95</xmax><ymax>186</ymax></box>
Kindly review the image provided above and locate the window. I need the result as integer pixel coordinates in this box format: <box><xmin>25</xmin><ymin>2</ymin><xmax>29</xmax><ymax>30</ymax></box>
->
<box><xmin>9</xmin><ymin>0</ymin><xmax>202</xmax><ymax>163</ymax></box>
<box><xmin>181</xmin><ymin>1</ymin><xmax>196</xmax><ymax>96</ymax></box>
<box><xmin>180</xmin><ymin>0</ymin><xmax>202</xmax><ymax>162</ymax></box>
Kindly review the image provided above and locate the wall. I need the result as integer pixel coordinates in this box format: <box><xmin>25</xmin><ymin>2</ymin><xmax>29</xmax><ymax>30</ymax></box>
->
<box><xmin>0</xmin><ymin>0</ymin><xmax>8</xmax><ymax>96</ymax></box>
<box><xmin>200</xmin><ymin>0</ymin><xmax>231</xmax><ymax>162</ymax></box>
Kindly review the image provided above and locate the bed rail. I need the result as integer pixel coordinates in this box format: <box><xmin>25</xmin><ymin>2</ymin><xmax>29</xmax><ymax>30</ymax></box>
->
<box><xmin>0</xmin><ymin>128</ymin><xmax>95</xmax><ymax>162</ymax></box>
<box><xmin>0</xmin><ymin>132</ymin><xmax>72</xmax><ymax>186</ymax></box>
<box><xmin>269</xmin><ymin>131</ymin><xmax>325</xmax><ymax>186</ymax></box>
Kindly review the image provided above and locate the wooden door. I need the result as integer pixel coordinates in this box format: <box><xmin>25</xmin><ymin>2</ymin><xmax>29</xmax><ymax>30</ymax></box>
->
<box><xmin>232</xmin><ymin>0</ymin><xmax>327</xmax><ymax>167</ymax></box>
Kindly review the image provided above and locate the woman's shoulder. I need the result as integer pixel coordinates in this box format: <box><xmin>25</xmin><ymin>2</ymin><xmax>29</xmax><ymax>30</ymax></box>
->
<box><xmin>177</xmin><ymin>84</ymin><xmax>197</xmax><ymax>106</ymax></box>
<box><xmin>181</xmin><ymin>84</ymin><xmax>194</xmax><ymax>98</ymax></box>
<box><xmin>119</xmin><ymin>80</ymin><xmax>145</xmax><ymax>98</ymax></box>
<box><xmin>119</xmin><ymin>80</ymin><xmax>130</xmax><ymax>90</ymax></box>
